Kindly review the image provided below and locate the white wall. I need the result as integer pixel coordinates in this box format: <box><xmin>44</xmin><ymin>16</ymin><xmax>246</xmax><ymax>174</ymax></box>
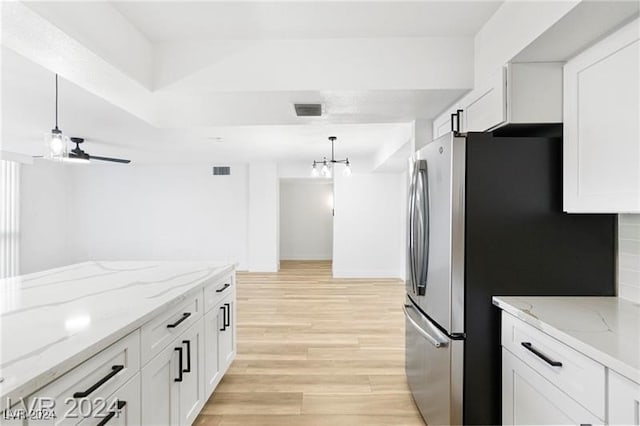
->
<box><xmin>20</xmin><ymin>160</ymin><xmax>74</xmax><ymax>274</ymax></box>
<box><xmin>619</xmin><ymin>214</ymin><xmax>640</xmax><ymax>303</ymax></box>
<box><xmin>67</xmin><ymin>163</ymin><xmax>249</xmax><ymax>269</ymax></box>
<box><xmin>280</xmin><ymin>180</ymin><xmax>333</xmax><ymax>260</ymax></box>
<box><xmin>333</xmin><ymin>171</ymin><xmax>406</xmax><ymax>278</ymax></box>
<box><xmin>247</xmin><ymin>162</ymin><xmax>279</xmax><ymax>272</ymax></box>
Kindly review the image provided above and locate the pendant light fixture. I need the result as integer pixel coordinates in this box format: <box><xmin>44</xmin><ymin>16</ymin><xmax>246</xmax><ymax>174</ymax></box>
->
<box><xmin>44</xmin><ymin>74</ymin><xmax>70</xmax><ymax>160</ymax></box>
<box><xmin>310</xmin><ymin>136</ymin><xmax>352</xmax><ymax>178</ymax></box>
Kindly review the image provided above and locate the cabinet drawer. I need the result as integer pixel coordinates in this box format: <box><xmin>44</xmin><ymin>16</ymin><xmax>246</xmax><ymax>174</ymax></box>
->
<box><xmin>203</xmin><ymin>274</ymin><xmax>234</xmax><ymax>314</ymax></box>
<box><xmin>502</xmin><ymin>348</ymin><xmax>602</xmax><ymax>425</ymax></box>
<box><xmin>27</xmin><ymin>330</ymin><xmax>140</xmax><ymax>425</ymax></box>
<box><xmin>501</xmin><ymin>312</ymin><xmax>605</xmax><ymax>419</ymax></box>
<box><xmin>76</xmin><ymin>373</ymin><xmax>141</xmax><ymax>426</ymax></box>
<box><xmin>140</xmin><ymin>292</ymin><xmax>202</xmax><ymax>365</ymax></box>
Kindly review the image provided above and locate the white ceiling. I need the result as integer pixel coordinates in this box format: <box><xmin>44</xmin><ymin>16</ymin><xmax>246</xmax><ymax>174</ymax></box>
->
<box><xmin>1</xmin><ymin>1</ymin><xmax>503</xmax><ymax>167</ymax></box>
<box><xmin>1</xmin><ymin>47</ymin><xmax>412</xmax><ymax>165</ymax></box>
<box><xmin>111</xmin><ymin>1</ymin><xmax>503</xmax><ymax>42</ymax></box>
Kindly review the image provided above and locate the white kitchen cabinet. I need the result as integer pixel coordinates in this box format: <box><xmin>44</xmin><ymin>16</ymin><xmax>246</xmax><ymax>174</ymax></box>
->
<box><xmin>79</xmin><ymin>373</ymin><xmax>141</xmax><ymax>426</ymax></box>
<box><xmin>432</xmin><ymin>102</ymin><xmax>463</xmax><ymax>139</ymax></box>
<box><xmin>608</xmin><ymin>369</ymin><xmax>640</xmax><ymax>425</ymax></box>
<box><xmin>178</xmin><ymin>318</ymin><xmax>206</xmax><ymax>426</ymax></box>
<box><xmin>141</xmin><ymin>318</ymin><xmax>205</xmax><ymax>426</ymax></box>
<box><xmin>203</xmin><ymin>308</ymin><xmax>222</xmax><ymax>397</ymax></box>
<box><xmin>462</xmin><ymin>63</ymin><xmax>562</xmax><ymax>133</ymax></box>
<box><xmin>218</xmin><ymin>296</ymin><xmax>236</xmax><ymax>372</ymax></box>
<box><xmin>502</xmin><ymin>348</ymin><xmax>601</xmax><ymax>425</ymax></box>
<box><xmin>563</xmin><ymin>18</ymin><xmax>640</xmax><ymax>213</ymax></box>
<box><xmin>26</xmin><ymin>331</ymin><xmax>140</xmax><ymax>426</ymax></box>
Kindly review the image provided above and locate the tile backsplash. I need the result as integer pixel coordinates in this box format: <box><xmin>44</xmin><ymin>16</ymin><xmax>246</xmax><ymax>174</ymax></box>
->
<box><xmin>619</xmin><ymin>214</ymin><xmax>640</xmax><ymax>303</ymax></box>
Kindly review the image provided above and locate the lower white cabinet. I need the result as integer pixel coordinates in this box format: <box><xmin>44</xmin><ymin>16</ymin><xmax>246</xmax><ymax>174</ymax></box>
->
<box><xmin>608</xmin><ymin>370</ymin><xmax>640</xmax><ymax>426</ymax></box>
<box><xmin>501</xmin><ymin>310</ymin><xmax>640</xmax><ymax>425</ymax></box>
<box><xmin>204</xmin><ymin>295</ymin><xmax>236</xmax><ymax>397</ymax></box>
<box><xmin>502</xmin><ymin>348</ymin><xmax>601</xmax><ymax>425</ymax></box>
<box><xmin>141</xmin><ymin>318</ymin><xmax>206</xmax><ymax>426</ymax></box>
<box><xmin>9</xmin><ymin>270</ymin><xmax>235</xmax><ymax>426</ymax></box>
<box><xmin>218</xmin><ymin>296</ymin><xmax>236</xmax><ymax>372</ymax></box>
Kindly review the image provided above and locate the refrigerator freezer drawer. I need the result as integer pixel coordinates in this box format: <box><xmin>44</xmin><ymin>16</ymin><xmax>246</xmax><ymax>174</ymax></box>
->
<box><xmin>404</xmin><ymin>301</ymin><xmax>463</xmax><ymax>425</ymax></box>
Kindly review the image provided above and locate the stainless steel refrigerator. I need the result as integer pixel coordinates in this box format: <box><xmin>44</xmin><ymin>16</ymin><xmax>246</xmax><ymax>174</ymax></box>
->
<box><xmin>404</xmin><ymin>129</ymin><xmax>616</xmax><ymax>425</ymax></box>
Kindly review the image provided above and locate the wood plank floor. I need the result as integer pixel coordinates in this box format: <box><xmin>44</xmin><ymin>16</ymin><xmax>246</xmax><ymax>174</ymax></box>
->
<box><xmin>195</xmin><ymin>260</ymin><xmax>425</xmax><ymax>426</ymax></box>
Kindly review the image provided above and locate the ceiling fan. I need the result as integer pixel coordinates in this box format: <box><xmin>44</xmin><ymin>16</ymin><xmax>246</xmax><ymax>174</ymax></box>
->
<box><xmin>69</xmin><ymin>137</ymin><xmax>131</xmax><ymax>164</ymax></box>
<box><xmin>43</xmin><ymin>74</ymin><xmax>131</xmax><ymax>164</ymax></box>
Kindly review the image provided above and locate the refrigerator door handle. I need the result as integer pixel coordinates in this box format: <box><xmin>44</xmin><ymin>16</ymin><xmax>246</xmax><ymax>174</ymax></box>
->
<box><xmin>414</xmin><ymin>160</ymin><xmax>429</xmax><ymax>295</ymax></box>
<box><xmin>408</xmin><ymin>164</ymin><xmax>419</xmax><ymax>294</ymax></box>
<box><xmin>403</xmin><ymin>304</ymin><xmax>448</xmax><ymax>348</ymax></box>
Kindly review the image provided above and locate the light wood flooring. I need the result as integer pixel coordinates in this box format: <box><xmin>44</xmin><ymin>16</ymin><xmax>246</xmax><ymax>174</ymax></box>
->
<box><xmin>195</xmin><ymin>260</ymin><xmax>424</xmax><ymax>426</ymax></box>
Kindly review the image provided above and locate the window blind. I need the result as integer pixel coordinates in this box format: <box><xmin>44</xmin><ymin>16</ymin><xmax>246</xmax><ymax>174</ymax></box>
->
<box><xmin>1</xmin><ymin>159</ymin><xmax>20</xmax><ymax>278</ymax></box>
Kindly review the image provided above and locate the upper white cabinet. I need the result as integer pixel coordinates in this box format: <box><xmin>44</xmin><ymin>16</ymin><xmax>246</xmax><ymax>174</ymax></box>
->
<box><xmin>432</xmin><ymin>62</ymin><xmax>562</xmax><ymax>137</ymax></box>
<box><xmin>462</xmin><ymin>68</ymin><xmax>508</xmax><ymax>132</ymax></box>
<box><xmin>564</xmin><ymin>18</ymin><xmax>640</xmax><ymax>213</ymax></box>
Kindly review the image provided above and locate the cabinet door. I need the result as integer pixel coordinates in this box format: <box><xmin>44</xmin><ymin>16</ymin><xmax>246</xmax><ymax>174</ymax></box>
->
<box><xmin>461</xmin><ymin>68</ymin><xmax>506</xmax><ymax>132</ymax></box>
<box><xmin>177</xmin><ymin>319</ymin><xmax>205</xmax><ymax>426</ymax></box>
<box><xmin>140</xmin><ymin>341</ymin><xmax>180</xmax><ymax>426</ymax></box>
<box><xmin>608</xmin><ymin>370</ymin><xmax>640</xmax><ymax>425</ymax></box>
<box><xmin>564</xmin><ymin>18</ymin><xmax>640</xmax><ymax>213</ymax></box>
<box><xmin>204</xmin><ymin>308</ymin><xmax>222</xmax><ymax>397</ymax></box>
<box><xmin>502</xmin><ymin>348</ymin><xmax>601</xmax><ymax>425</ymax></box>
<box><xmin>218</xmin><ymin>298</ymin><xmax>236</xmax><ymax>371</ymax></box>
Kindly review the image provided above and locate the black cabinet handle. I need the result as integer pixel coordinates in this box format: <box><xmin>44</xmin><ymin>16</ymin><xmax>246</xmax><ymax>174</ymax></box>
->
<box><xmin>96</xmin><ymin>400</ymin><xmax>126</xmax><ymax>426</ymax></box>
<box><xmin>73</xmin><ymin>365</ymin><xmax>124</xmax><ymax>398</ymax></box>
<box><xmin>182</xmin><ymin>340</ymin><xmax>191</xmax><ymax>373</ymax></box>
<box><xmin>451</xmin><ymin>113</ymin><xmax>456</xmax><ymax>132</ymax></box>
<box><xmin>224</xmin><ymin>303</ymin><xmax>231</xmax><ymax>328</ymax></box>
<box><xmin>174</xmin><ymin>347</ymin><xmax>183</xmax><ymax>382</ymax></box>
<box><xmin>455</xmin><ymin>109</ymin><xmax>463</xmax><ymax>134</ymax></box>
<box><xmin>521</xmin><ymin>342</ymin><xmax>563</xmax><ymax>367</ymax></box>
<box><xmin>167</xmin><ymin>312</ymin><xmax>191</xmax><ymax>329</ymax></box>
<box><xmin>216</xmin><ymin>283</ymin><xmax>231</xmax><ymax>293</ymax></box>
<box><xmin>219</xmin><ymin>306</ymin><xmax>226</xmax><ymax>331</ymax></box>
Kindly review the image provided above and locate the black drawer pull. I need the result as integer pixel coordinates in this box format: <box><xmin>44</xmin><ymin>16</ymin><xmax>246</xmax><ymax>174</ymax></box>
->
<box><xmin>96</xmin><ymin>400</ymin><xmax>126</xmax><ymax>426</ymax></box>
<box><xmin>521</xmin><ymin>342</ymin><xmax>563</xmax><ymax>367</ymax></box>
<box><xmin>174</xmin><ymin>347</ymin><xmax>183</xmax><ymax>382</ymax></box>
<box><xmin>73</xmin><ymin>365</ymin><xmax>124</xmax><ymax>398</ymax></box>
<box><xmin>224</xmin><ymin>303</ymin><xmax>231</xmax><ymax>328</ymax></box>
<box><xmin>182</xmin><ymin>340</ymin><xmax>191</xmax><ymax>373</ymax></box>
<box><xmin>216</xmin><ymin>283</ymin><xmax>231</xmax><ymax>293</ymax></box>
<box><xmin>167</xmin><ymin>312</ymin><xmax>191</xmax><ymax>329</ymax></box>
<box><xmin>219</xmin><ymin>306</ymin><xmax>226</xmax><ymax>331</ymax></box>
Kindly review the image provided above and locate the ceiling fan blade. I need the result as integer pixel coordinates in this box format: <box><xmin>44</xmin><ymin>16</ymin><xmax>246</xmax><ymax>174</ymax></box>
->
<box><xmin>89</xmin><ymin>155</ymin><xmax>131</xmax><ymax>164</ymax></box>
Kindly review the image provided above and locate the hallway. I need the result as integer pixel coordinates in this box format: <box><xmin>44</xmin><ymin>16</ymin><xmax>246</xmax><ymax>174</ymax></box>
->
<box><xmin>195</xmin><ymin>260</ymin><xmax>424</xmax><ymax>425</ymax></box>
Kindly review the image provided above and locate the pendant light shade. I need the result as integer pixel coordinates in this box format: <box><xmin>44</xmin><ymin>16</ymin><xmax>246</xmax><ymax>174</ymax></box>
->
<box><xmin>342</xmin><ymin>159</ymin><xmax>352</xmax><ymax>177</ymax></box>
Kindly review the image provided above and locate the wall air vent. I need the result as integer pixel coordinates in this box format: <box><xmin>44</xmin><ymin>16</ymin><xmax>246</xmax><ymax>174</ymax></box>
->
<box><xmin>212</xmin><ymin>166</ymin><xmax>231</xmax><ymax>176</ymax></box>
<box><xmin>294</xmin><ymin>103</ymin><xmax>322</xmax><ymax>117</ymax></box>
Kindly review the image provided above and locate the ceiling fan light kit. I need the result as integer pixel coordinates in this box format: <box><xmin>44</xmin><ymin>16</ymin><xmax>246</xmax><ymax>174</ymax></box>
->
<box><xmin>43</xmin><ymin>74</ymin><xmax>130</xmax><ymax>165</ymax></box>
<box><xmin>311</xmin><ymin>136</ymin><xmax>352</xmax><ymax>178</ymax></box>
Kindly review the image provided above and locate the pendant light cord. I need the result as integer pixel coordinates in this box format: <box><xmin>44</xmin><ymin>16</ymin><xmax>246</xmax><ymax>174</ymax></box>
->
<box><xmin>55</xmin><ymin>74</ymin><xmax>58</xmax><ymax>130</ymax></box>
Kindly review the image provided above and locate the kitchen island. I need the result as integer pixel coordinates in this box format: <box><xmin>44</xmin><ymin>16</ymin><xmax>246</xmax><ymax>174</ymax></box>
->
<box><xmin>1</xmin><ymin>261</ymin><xmax>236</xmax><ymax>424</ymax></box>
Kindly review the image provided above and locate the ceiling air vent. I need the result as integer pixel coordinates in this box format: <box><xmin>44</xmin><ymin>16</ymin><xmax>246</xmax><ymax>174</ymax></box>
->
<box><xmin>212</xmin><ymin>166</ymin><xmax>231</xmax><ymax>176</ymax></box>
<box><xmin>294</xmin><ymin>103</ymin><xmax>322</xmax><ymax>117</ymax></box>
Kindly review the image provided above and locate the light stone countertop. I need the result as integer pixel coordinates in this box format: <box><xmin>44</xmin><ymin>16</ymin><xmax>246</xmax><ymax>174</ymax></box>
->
<box><xmin>493</xmin><ymin>296</ymin><xmax>640</xmax><ymax>384</ymax></box>
<box><xmin>0</xmin><ymin>261</ymin><xmax>235</xmax><ymax>410</ymax></box>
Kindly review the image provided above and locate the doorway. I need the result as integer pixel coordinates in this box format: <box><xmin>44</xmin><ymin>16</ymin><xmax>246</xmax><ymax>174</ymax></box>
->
<box><xmin>279</xmin><ymin>179</ymin><xmax>333</xmax><ymax>263</ymax></box>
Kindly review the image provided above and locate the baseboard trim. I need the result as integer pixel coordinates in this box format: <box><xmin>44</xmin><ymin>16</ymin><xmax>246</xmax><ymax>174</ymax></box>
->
<box><xmin>332</xmin><ymin>269</ymin><xmax>402</xmax><ymax>279</ymax></box>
